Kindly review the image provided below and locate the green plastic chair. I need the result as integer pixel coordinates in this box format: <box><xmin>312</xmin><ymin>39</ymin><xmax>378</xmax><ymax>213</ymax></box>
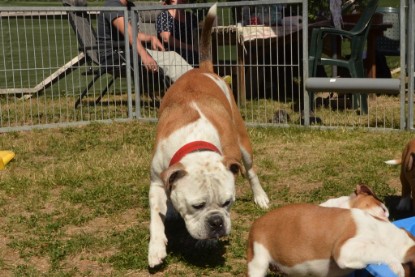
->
<box><xmin>308</xmin><ymin>0</ymin><xmax>380</xmax><ymax>114</ymax></box>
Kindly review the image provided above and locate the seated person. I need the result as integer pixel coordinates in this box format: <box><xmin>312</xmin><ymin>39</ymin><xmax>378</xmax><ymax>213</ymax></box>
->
<box><xmin>156</xmin><ymin>0</ymin><xmax>199</xmax><ymax>66</ymax></box>
<box><xmin>97</xmin><ymin>0</ymin><xmax>193</xmax><ymax>83</ymax></box>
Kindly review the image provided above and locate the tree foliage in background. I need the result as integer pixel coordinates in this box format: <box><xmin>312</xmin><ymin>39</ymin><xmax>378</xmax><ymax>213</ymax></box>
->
<box><xmin>308</xmin><ymin>0</ymin><xmax>371</xmax><ymax>22</ymax></box>
<box><xmin>308</xmin><ymin>0</ymin><xmax>331</xmax><ymax>22</ymax></box>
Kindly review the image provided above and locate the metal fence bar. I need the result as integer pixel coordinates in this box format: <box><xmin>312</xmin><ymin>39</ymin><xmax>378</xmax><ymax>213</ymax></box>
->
<box><xmin>302</xmin><ymin>0</ymin><xmax>309</xmax><ymax>126</ymax></box>
<box><xmin>399</xmin><ymin>0</ymin><xmax>407</xmax><ymax>130</ymax></box>
<box><xmin>130</xmin><ymin>10</ymin><xmax>141</xmax><ymax>119</ymax></box>
<box><xmin>122</xmin><ymin>9</ymin><xmax>133</xmax><ymax>119</ymax></box>
<box><xmin>408</xmin><ymin>0</ymin><xmax>415</xmax><ymax>129</ymax></box>
<box><xmin>306</xmin><ymin>78</ymin><xmax>400</xmax><ymax>94</ymax></box>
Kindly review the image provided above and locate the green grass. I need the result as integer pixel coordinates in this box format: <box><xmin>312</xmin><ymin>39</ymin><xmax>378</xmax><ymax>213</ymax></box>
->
<box><xmin>0</xmin><ymin>121</ymin><xmax>412</xmax><ymax>276</ymax></box>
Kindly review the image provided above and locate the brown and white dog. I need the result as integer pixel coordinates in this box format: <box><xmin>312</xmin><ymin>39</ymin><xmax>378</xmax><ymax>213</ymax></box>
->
<box><xmin>247</xmin><ymin>204</ymin><xmax>415</xmax><ymax>277</ymax></box>
<box><xmin>320</xmin><ymin>184</ymin><xmax>389</xmax><ymax>221</ymax></box>
<box><xmin>385</xmin><ymin>138</ymin><xmax>415</xmax><ymax>212</ymax></box>
<box><xmin>147</xmin><ymin>3</ymin><xmax>269</xmax><ymax>268</ymax></box>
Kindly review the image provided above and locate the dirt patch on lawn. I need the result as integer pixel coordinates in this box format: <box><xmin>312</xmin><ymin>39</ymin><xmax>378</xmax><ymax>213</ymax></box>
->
<box><xmin>63</xmin><ymin>249</ymin><xmax>116</xmax><ymax>276</ymax></box>
<box><xmin>0</xmin><ymin>236</ymin><xmax>22</xmax><ymax>275</ymax></box>
<box><xmin>65</xmin><ymin>208</ymin><xmax>138</xmax><ymax>236</ymax></box>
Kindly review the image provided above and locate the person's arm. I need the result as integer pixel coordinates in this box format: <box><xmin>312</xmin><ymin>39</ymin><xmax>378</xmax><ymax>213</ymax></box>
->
<box><xmin>157</xmin><ymin>11</ymin><xmax>195</xmax><ymax>51</ymax></box>
<box><xmin>112</xmin><ymin>16</ymin><xmax>163</xmax><ymax>72</ymax></box>
<box><xmin>159</xmin><ymin>31</ymin><xmax>195</xmax><ymax>51</ymax></box>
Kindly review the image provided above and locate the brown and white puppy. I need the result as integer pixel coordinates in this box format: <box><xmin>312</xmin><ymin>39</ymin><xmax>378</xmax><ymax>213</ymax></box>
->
<box><xmin>320</xmin><ymin>184</ymin><xmax>389</xmax><ymax>221</ymax></box>
<box><xmin>247</xmin><ymin>204</ymin><xmax>415</xmax><ymax>277</ymax></box>
<box><xmin>385</xmin><ymin>138</ymin><xmax>415</xmax><ymax>212</ymax></box>
<box><xmin>147</xmin><ymin>4</ymin><xmax>269</xmax><ymax>268</ymax></box>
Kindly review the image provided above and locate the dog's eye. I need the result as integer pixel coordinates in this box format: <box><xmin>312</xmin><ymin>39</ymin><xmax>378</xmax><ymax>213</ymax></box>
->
<box><xmin>192</xmin><ymin>203</ymin><xmax>206</xmax><ymax>210</ymax></box>
<box><xmin>222</xmin><ymin>200</ymin><xmax>231</xmax><ymax>208</ymax></box>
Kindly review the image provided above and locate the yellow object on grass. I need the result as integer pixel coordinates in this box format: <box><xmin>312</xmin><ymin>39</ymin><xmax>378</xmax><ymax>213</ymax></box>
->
<box><xmin>0</xmin><ymin>150</ymin><xmax>15</xmax><ymax>170</ymax></box>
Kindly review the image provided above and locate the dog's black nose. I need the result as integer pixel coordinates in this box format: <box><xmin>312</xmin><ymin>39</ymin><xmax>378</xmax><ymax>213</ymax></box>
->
<box><xmin>207</xmin><ymin>214</ymin><xmax>225</xmax><ymax>238</ymax></box>
<box><xmin>208</xmin><ymin>215</ymin><xmax>223</xmax><ymax>229</ymax></box>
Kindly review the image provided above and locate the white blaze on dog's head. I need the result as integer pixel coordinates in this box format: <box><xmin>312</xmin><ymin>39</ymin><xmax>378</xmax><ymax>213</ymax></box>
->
<box><xmin>161</xmin><ymin>151</ymin><xmax>239</xmax><ymax>240</ymax></box>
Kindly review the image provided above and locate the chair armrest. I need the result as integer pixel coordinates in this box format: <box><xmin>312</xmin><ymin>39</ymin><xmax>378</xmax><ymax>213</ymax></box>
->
<box><xmin>80</xmin><ymin>41</ymin><xmax>127</xmax><ymax>51</ymax></box>
<box><xmin>314</xmin><ymin>26</ymin><xmax>364</xmax><ymax>37</ymax></box>
<box><xmin>107</xmin><ymin>41</ymin><xmax>127</xmax><ymax>49</ymax></box>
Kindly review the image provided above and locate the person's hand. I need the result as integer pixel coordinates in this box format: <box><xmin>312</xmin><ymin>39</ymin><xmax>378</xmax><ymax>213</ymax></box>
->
<box><xmin>141</xmin><ymin>53</ymin><xmax>159</xmax><ymax>72</ymax></box>
<box><xmin>150</xmin><ymin>36</ymin><xmax>165</xmax><ymax>51</ymax></box>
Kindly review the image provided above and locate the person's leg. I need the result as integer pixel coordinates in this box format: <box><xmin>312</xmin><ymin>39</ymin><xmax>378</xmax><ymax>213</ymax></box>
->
<box><xmin>146</xmin><ymin>49</ymin><xmax>193</xmax><ymax>82</ymax></box>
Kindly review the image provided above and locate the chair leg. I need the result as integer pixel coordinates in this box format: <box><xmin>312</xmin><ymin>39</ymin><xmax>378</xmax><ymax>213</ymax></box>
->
<box><xmin>360</xmin><ymin>94</ymin><xmax>368</xmax><ymax>114</ymax></box>
<box><xmin>351</xmin><ymin>94</ymin><xmax>368</xmax><ymax>114</ymax></box>
<box><xmin>308</xmin><ymin>57</ymin><xmax>316</xmax><ymax>111</ymax></box>
<box><xmin>352</xmin><ymin>94</ymin><xmax>359</xmax><ymax>110</ymax></box>
<box><xmin>75</xmin><ymin>73</ymin><xmax>103</xmax><ymax>108</ymax></box>
<box><xmin>350</xmin><ymin>63</ymin><xmax>368</xmax><ymax>114</ymax></box>
<box><xmin>95</xmin><ymin>77</ymin><xmax>115</xmax><ymax>104</ymax></box>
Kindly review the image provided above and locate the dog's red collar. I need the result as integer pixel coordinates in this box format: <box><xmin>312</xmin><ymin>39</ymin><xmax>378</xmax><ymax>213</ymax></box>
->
<box><xmin>169</xmin><ymin>141</ymin><xmax>221</xmax><ymax>166</ymax></box>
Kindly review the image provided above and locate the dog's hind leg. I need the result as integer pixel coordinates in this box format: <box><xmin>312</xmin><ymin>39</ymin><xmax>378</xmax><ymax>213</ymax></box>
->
<box><xmin>240</xmin><ymin>147</ymin><xmax>269</xmax><ymax>209</ymax></box>
<box><xmin>397</xmin><ymin>172</ymin><xmax>412</xmax><ymax>211</ymax></box>
<box><xmin>229</xmin><ymin>90</ymin><xmax>269</xmax><ymax>208</ymax></box>
<box><xmin>247</xmin><ymin>242</ymin><xmax>273</xmax><ymax>277</ymax></box>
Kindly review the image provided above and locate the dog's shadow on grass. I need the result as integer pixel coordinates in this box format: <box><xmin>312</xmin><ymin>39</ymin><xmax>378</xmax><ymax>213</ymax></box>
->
<box><xmin>154</xmin><ymin>217</ymin><xmax>227</xmax><ymax>270</ymax></box>
<box><xmin>384</xmin><ymin>195</ymin><xmax>414</xmax><ymax>221</ymax></box>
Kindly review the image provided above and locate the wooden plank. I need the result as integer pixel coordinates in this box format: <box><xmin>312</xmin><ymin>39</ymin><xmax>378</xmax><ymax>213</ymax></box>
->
<box><xmin>0</xmin><ymin>52</ymin><xmax>86</xmax><ymax>95</ymax></box>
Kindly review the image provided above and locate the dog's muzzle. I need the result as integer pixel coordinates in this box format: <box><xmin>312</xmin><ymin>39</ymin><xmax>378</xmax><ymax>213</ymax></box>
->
<box><xmin>207</xmin><ymin>213</ymin><xmax>226</xmax><ymax>238</ymax></box>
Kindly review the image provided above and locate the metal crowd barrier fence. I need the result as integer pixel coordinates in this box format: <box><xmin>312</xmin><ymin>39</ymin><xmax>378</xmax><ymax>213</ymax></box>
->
<box><xmin>0</xmin><ymin>1</ymin><xmax>413</xmax><ymax>132</ymax></box>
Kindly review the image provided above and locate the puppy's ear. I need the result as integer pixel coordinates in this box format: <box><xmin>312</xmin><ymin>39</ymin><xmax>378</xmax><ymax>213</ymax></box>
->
<box><xmin>223</xmin><ymin>158</ymin><xmax>242</xmax><ymax>176</ymax></box>
<box><xmin>355</xmin><ymin>183</ymin><xmax>374</xmax><ymax>196</ymax></box>
<box><xmin>161</xmin><ymin>163</ymin><xmax>187</xmax><ymax>192</ymax></box>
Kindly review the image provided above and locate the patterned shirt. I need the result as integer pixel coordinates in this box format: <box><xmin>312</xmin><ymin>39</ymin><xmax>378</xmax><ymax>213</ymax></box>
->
<box><xmin>156</xmin><ymin>10</ymin><xmax>199</xmax><ymax>65</ymax></box>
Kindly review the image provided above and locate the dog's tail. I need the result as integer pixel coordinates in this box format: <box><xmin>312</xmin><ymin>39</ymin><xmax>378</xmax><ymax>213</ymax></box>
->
<box><xmin>199</xmin><ymin>3</ymin><xmax>217</xmax><ymax>73</ymax></box>
<box><xmin>384</xmin><ymin>159</ymin><xmax>401</xmax><ymax>165</ymax></box>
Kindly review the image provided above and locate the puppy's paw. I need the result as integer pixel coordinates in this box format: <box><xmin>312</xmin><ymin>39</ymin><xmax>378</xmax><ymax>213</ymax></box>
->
<box><xmin>396</xmin><ymin>196</ymin><xmax>412</xmax><ymax>211</ymax></box>
<box><xmin>389</xmin><ymin>262</ymin><xmax>405</xmax><ymax>277</ymax></box>
<box><xmin>148</xmin><ymin>235</ymin><xmax>168</xmax><ymax>268</ymax></box>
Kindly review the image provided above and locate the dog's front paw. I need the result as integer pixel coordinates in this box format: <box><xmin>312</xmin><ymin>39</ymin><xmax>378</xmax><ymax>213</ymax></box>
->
<box><xmin>247</xmin><ymin>171</ymin><xmax>270</xmax><ymax>209</ymax></box>
<box><xmin>148</xmin><ymin>235</ymin><xmax>168</xmax><ymax>268</ymax></box>
<box><xmin>396</xmin><ymin>196</ymin><xmax>412</xmax><ymax>211</ymax></box>
<box><xmin>254</xmin><ymin>190</ymin><xmax>270</xmax><ymax>209</ymax></box>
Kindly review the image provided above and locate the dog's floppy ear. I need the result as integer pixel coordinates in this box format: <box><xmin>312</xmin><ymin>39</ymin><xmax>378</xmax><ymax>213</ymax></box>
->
<box><xmin>355</xmin><ymin>183</ymin><xmax>375</xmax><ymax>196</ymax></box>
<box><xmin>161</xmin><ymin>163</ymin><xmax>187</xmax><ymax>192</ymax></box>
<box><xmin>223</xmin><ymin>158</ymin><xmax>242</xmax><ymax>176</ymax></box>
<box><xmin>354</xmin><ymin>183</ymin><xmax>384</xmax><ymax>203</ymax></box>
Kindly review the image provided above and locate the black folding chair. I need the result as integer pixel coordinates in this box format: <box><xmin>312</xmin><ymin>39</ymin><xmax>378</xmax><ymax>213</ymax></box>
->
<box><xmin>63</xmin><ymin>0</ymin><xmax>131</xmax><ymax>108</ymax></box>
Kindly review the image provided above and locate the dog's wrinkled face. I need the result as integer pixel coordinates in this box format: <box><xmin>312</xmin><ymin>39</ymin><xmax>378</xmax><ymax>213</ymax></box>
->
<box><xmin>161</xmin><ymin>152</ymin><xmax>238</xmax><ymax>240</ymax></box>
